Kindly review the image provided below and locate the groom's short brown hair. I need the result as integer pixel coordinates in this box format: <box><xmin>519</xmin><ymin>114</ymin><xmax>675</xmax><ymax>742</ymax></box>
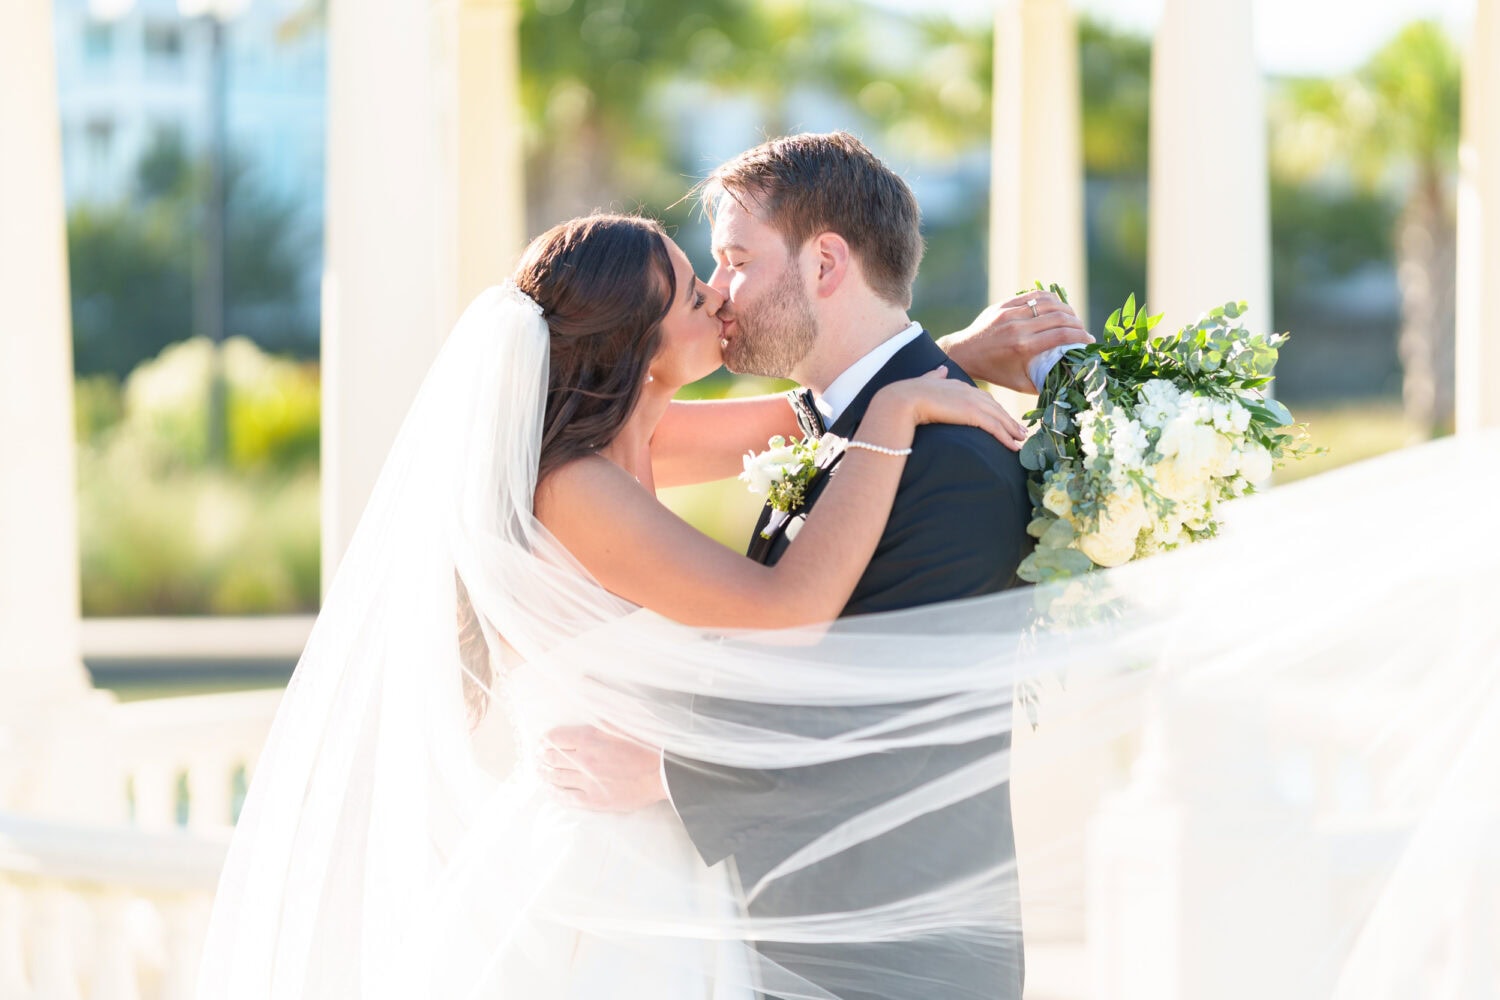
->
<box><xmin>699</xmin><ymin>131</ymin><xmax>924</xmax><ymax>309</ymax></box>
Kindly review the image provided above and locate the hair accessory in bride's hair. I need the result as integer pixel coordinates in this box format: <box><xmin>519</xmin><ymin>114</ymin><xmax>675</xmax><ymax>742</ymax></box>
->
<box><xmin>499</xmin><ymin>279</ymin><xmax>545</xmax><ymax>318</ymax></box>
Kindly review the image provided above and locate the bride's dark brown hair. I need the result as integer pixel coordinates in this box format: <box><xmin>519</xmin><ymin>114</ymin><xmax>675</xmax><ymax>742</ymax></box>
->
<box><xmin>513</xmin><ymin>212</ymin><xmax>678</xmax><ymax>482</ymax></box>
<box><xmin>459</xmin><ymin>212</ymin><xmax>678</xmax><ymax>729</ymax></box>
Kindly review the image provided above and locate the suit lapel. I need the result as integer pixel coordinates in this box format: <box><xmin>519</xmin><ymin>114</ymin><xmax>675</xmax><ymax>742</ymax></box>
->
<box><xmin>744</xmin><ymin>330</ymin><xmax>966</xmax><ymax>563</ymax></box>
<box><xmin>826</xmin><ymin>329</ymin><xmax>969</xmax><ymax>439</ymax></box>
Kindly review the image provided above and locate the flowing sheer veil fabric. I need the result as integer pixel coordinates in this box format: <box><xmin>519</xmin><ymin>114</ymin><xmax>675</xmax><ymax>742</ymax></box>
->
<box><xmin>196</xmin><ymin>282</ymin><xmax>1500</xmax><ymax>999</ymax></box>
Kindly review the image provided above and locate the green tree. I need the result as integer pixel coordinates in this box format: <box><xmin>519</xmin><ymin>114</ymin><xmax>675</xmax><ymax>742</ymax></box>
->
<box><xmin>69</xmin><ymin>130</ymin><xmax>318</xmax><ymax>379</ymax></box>
<box><xmin>1278</xmin><ymin>21</ymin><xmax>1461</xmax><ymax>435</ymax></box>
<box><xmin>1077</xmin><ymin>16</ymin><xmax>1151</xmax><ymax>320</ymax></box>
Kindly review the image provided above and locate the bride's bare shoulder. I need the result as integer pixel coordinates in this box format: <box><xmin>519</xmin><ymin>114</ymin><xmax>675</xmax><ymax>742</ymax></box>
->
<box><xmin>534</xmin><ymin>455</ymin><xmax>643</xmax><ymax>526</ymax></box>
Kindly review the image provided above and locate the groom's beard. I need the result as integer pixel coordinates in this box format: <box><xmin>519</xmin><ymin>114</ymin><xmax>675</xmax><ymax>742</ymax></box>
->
<box><xmin>721</xmin><ymin>263</ymin><xmax>818</xmax><ymax>379</ymax></box>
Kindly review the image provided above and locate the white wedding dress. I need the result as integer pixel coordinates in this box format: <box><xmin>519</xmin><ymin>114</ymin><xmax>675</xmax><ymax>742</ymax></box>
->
<box><xmin>434</xmin><ymin>661</ymin><xmax>754</xmax><ymax>999</ymax></box>
<box><xmin>196</xmin><ymin>284</ymin><xmax>1500</xmax><ymax>999</ymax></box>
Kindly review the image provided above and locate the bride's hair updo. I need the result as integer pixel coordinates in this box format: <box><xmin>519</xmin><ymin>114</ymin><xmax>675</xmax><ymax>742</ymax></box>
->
<box><xmin>513</xmin><ymin>213</ymin><xmax>678</xmax><ymax>482</ymax></box>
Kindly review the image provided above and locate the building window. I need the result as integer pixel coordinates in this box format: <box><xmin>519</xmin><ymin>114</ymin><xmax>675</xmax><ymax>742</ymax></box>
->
<box><xmin>85</xmin><ymin>117</ymin><xmax>115</xmax><ymax>177</ymax></box>
<box><xmin>143</xmin><ymin>21</ymin><xmax>184</xmax><ymax>63</ymax></box>
<box><xmin>83</xmin><ymin>22</ymin><xmax>114</xmax><ymax>63</ymax></box>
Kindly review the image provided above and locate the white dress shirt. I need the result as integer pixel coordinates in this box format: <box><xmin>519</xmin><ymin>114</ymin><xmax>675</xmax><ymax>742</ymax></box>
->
<box><xmin>813</xmin><ymin>322</ymin><xmax>926</xmax><ymax>428</ymax></box>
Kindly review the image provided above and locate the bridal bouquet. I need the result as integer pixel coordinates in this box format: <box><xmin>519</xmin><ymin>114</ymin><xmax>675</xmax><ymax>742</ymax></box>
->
<box><xmin>1017</xmin><ymin>290</ymin><xmax>1312</xmax><ymax>584</ymax></box>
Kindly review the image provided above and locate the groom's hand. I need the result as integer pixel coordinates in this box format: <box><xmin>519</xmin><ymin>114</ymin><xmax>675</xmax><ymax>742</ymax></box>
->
<box><xmin>937</xmin><ymin>291</ymin><xmax>1093</xmax><ymax>393</ymax></box>
<box><xmin>539</xmin><ymin>725</ymin><xmax>668</xmax><ymax>812</ymax></box>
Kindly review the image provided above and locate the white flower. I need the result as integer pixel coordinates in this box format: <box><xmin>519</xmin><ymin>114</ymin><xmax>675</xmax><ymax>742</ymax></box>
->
<box><xmin>1077</xmin><ymin>410</ymin><xmax>1102</xmax><ymax>460</ymax></box>
<box><xmin>1237</xmin><ymin>443</ymin><xmax>1273</xmax><ymax>482</ymax></box>
<box><xmin>1079</xmin><ymin>484</ymin><xmax>1150</xmax><ymax>568</ymax></box>
<box><xmin>1042</xmin><ymin>478</ymin><xmax>1074</xmax><ymax>522</ymax></box>
<box><xmin>1139</xmin><ymin>379</ymin><xmax>1181</xmax><ymax>410</ymax></box>
<box><xmin>1211</xmin><ymin>399</ymin><xmax>1252</xmax><ymax>435</ymax></box>
<box><xmin>1210</xmin><ymin>434</ymin><xmax>1238</xmax><ymax>478</ymax></box>
<box><xmin>812</xmin><ymin>434</ymin><xmax>848</xmax><ymax>468</ymax></box>
<box><xmin>739</xmin><ymin>451</ymin><xmax>775</xmax><ymax>494</ymax></box>
<box><xmin>1107</xmin><ymin>416</ymin><xmax>1150</xmax><ymax>471</ymax></box>
<box><xmin>1105</xmin><ymin>486</ymin><xmax>1152</xmax><ymax>536</ymax></box>
<box><xmin>1152</xmin><ymin>457</ymin><xmax>1210</xmax><ymax>508</ymax></box>
<box><xmin>739</xmin><ymin>442</ymin><xmax>797</xmax><ymax>495</ymax></box>
<box><xmin>1078</xmin><ymin>521</ymin><xmax>1138</xmax><ymax>568</ymax></box>
<box><xmin>1155</xmin><ymin>414</ymin><xmax>1221</xmax><ymax>477</ymax></box>
<box><xmin>1136</xmin><ymin>380</ymin><xmax>1183</xmax><ymax>429</ymax></box>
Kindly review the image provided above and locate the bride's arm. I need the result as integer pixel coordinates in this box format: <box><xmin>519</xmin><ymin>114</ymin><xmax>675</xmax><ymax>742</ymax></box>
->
<box><xmin>650</xmin><ymin>299</ymin><xmax>1090</xmax><ymax>487</ymax></box>
<box><xmin>650</xmin><ymin>395</ymin><xmax>800</xmax><ymax>488</ymax></box>
<box><xmin>537</xmin><ymin>374</ymin><xmax>1024</xmax><ymax>630</ymax></box>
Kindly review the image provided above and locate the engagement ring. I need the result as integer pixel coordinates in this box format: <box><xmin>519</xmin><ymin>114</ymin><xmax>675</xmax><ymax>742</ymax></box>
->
<box><xmin>1027</xmin><ymin>298</ymin><xmax>1039</xmax><ymax>317</ymax></box>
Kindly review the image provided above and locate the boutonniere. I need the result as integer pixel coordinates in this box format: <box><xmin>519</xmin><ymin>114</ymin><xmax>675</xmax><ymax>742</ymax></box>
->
<box><xmin>739</xmin><ymin>434</ymin><xmax>848</xmax><ymax>539</ymax></box>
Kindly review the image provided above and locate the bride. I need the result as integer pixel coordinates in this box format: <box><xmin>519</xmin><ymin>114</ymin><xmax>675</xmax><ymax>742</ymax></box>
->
<box><xmin>194</xmin><ymin>212</ymin><xmax>1031</xmax><ymax>999</ymax></box>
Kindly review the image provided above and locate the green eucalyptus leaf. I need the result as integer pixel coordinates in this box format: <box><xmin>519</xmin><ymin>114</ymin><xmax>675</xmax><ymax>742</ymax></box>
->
<box><xmin>1039</xmin><ymin>517</ymin><xmax>1077</xmax><ymax>549</ymax></box>
<box><xmin>1019</xmin><ymin>433</ymin><xmax>1049</xmax><ymax>472</ymax></box>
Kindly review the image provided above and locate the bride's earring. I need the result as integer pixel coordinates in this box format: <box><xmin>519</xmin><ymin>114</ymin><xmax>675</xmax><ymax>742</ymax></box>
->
<box><xmin>645</xmin><ymin>373</ymin><xmax>655</xmax><ymax>385</ymax></box>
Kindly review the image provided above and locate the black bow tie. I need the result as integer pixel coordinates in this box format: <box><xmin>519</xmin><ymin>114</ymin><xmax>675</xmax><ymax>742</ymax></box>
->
<box><xmin>788</xmin><ymin>388</ymin><xmax>826</xmax><ymax>440</ymax></box>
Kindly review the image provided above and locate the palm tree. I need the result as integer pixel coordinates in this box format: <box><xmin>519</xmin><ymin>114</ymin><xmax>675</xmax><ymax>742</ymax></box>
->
<box><xmin>1277</xmin><ymin>21</ymin><xmax>1461</xmax><ymax>437</ymax></box>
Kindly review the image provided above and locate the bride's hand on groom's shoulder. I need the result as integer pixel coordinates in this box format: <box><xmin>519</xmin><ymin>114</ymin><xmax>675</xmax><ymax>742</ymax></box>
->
<box><xmin>868</xmin><ymin>368</ymin><xmax>1029</xmax><ymax>452</ymax></box>
<box><xmin>538</xmin><ymin>725</ymin><xmax>669</xmax><ymax>813</ymax></box>
<box><xmin>937</xmin><ymin>291</ymin><xmax>1093</xmax><ymax>393</ymax></box>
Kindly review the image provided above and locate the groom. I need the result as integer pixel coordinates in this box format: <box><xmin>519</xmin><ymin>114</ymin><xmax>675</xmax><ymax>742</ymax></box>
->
<box><xmin>544</xmin><ymin>132</ymin><xmax>1087</xmax><ymax>999</ymax></box>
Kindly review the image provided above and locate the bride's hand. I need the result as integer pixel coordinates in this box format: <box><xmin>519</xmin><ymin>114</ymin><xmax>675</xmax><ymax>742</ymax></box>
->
<box><xmin>866</xmin><ymin>367</ymin><xmax>1029</xmax><ymax>452</ymax></box>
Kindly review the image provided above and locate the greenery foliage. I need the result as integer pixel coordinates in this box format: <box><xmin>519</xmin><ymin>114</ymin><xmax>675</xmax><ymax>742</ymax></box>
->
<box><xmin>77</xmin><ymin>337</ymin><xmax>320</xmax><ymax>615</ymax></box>
<box><xmin>68</xmin><ymin>131</ymin><xmax>317</xmax><ymax>379</ymax></box>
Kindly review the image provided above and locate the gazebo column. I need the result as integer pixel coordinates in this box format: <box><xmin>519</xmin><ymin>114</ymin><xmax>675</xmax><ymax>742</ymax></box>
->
<box><xmin>1457</xmin><ymin>0</ymin><xmax>1500</xmax><ymax>433</ymax></box>
<box><xmin>0</xmin><ymin>1</ymin><xmax>92</xmax><ymax>714</ymax></box>
<box><xmin>1147</xmin><ymin>0</ymin><xmax>1270</xmax><ymax>334</ymax></box>
<box><xmin>989</xmin><ymin>0</ymin><xmax>1086</xmax><ymax>412</ymax></box>
<box><xmin>990</xmin><ymin>0</ymin><xmax>1087</xmax><ymax>319</ymax></box>
<box><xmin>322</xmin><ymin>0</ymin><xmax>525</xmax><ymax>582</ymax></box>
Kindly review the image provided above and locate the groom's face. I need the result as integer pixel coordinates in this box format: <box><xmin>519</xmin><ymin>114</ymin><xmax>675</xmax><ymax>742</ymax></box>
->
<box><xmin>708</xmin><ymin>195</ymin><xmax>818</xmax><ymax>379</ymax></box>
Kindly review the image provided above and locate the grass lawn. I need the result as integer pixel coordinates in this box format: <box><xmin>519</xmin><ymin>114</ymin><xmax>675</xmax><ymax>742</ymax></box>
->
<box><xmin>1273</xmin><ymin>398</ymin><xmax>1423</xmax><ymax>484</ymax></box>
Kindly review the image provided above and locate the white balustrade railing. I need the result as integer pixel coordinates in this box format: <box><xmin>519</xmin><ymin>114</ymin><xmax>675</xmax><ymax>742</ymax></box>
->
<box><xmin>0</xmin><ymin>685</ymin><xmax>283</xmax><ymax>997</ymax></box>
<box><xmin>0</xmin><ymin>811</ymin><xmax>228</xmax><ymax>999</ymax></box>
<box><xmin>105</xmin><ymin>689</ymin><xmax>285</xmax><ymax>831</ymax></box>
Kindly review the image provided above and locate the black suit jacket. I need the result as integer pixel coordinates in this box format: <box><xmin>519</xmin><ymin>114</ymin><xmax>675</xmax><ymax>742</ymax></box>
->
<box><xmin>665</xmin><ymin>333</ymin><xmax>1032</xmax><ymax>1000</ymax></box>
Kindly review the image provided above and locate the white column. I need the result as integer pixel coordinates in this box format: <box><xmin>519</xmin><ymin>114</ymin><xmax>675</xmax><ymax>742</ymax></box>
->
<box><xmin>322</xmin><ymin>0</ymin><xmax>525</xmax><ymax>584</ymax></box>
<box><xmin>0</xmin><ymin>1</ymin><xmax>92</xmax><ymax>710</ymax></box>
<box><xmin>989</xmin><ymin>0</ymin><xmax>1086</xmax><ymax>416</ymax></box>
<box><xmin>435</xmin><ymin>0</ymin><xmax>528</xmax><ymax>324</ymax></box>
<box><xmin>990</xmin><ymin>0</ymin><xmax>1087</xmax><ymax>324</ymax></box>
<box><xmin>1147</xmin><ymin>0</ymin><xmax>1270</xmax><ymax>335</ymax></box>
<box><xmin>1457</xmin><ymin>0</ymin><xmax>1500</xmax><ymax>433</ymax></box>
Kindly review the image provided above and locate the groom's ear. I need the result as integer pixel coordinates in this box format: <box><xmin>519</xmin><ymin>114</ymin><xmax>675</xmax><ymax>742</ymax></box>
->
<box><xmin>808</xmin><ymin>232</ymin><xmax>851</xmax><ymax>299</ymax></box>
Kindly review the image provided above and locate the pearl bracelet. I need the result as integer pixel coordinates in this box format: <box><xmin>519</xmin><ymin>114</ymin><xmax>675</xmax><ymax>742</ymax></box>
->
<box><xmin>845</xmin><ymin>439</ymin><xmax>914</xmax><ymax>457</ymax></box>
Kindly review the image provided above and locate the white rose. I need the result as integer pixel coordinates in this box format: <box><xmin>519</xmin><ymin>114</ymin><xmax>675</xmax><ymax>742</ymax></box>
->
<box><xmin>1078</xmin><ymin>523</ymin><xmax>1138</xmax><ymax>567</ymax></box>
<box><xmin>1042</xmin><ymin>472</ymin><xmax>1074</xmax><ymax>521</ymax></box>
<box><xmin>1210</xmin><ymin>434</ymin><xmax>1238</xmax><ymax>478</ymax></box>
<box><xmin>1152</xmin><ymin>457</ymin><xmax>1208</xmax><ymax>508</ymax></box>
<box><xmin>1156</xmin><ymin>415</ymin><xmax>1221</xmax><ymax>477</ymax></box>
<box><xmin>1106</xmin><ymin>485</ymin><xmax>1150</xmax><ymax>532</ymax></box>
<box><xmin>1237</xmin><ymin>443</ymin><xmax>1273</xmax><ymax>482</ymax></box>
<box><xmin>1078</xmin><ymin>489</ymin><xmax>1149</xmax><ymax>567</ymax></box>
